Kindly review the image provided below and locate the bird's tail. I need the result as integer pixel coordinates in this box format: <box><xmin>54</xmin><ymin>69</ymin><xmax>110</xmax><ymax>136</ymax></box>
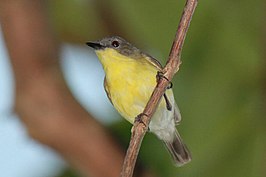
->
<box><xmin>163</xmin><ymin>130</ymin><xmax>192</xmax><ymax>166</ymax></box>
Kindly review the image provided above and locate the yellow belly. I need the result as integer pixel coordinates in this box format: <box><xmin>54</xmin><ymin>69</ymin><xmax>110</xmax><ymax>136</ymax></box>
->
<box><xmin>106</xmin><ymin>61</ymin><xmax>158</xmax><ymax>123</ymax></box>
<box><xmin>96</xmin><ymin>48</ymin><xmax>162</xmax><ymax>123</ymax></box>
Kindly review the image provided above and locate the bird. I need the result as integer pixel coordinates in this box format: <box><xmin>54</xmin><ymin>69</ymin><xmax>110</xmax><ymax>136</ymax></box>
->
<box><xmin>86</xmin><ymin>36</ymin><xmax>191</xmax><ymax>166</ymax></box>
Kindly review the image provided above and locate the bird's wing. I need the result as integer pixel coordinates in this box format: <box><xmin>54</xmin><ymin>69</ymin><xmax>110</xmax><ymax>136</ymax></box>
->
<box><xmin>104</xmin><ymin>77</ymin><xmax>113</xmax><ymax>105</ymax></box>
<box><xmin>143</xmin><ymin>53</ymin><xmax>163</xmax><ymax>71</ymax></box>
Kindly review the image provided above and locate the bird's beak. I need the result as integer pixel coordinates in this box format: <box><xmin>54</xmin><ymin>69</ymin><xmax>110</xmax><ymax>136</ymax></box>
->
<box><xmin>86</xmin><ymin>41</ymin><xmax>104</xmax><ymax>50</ymax></box>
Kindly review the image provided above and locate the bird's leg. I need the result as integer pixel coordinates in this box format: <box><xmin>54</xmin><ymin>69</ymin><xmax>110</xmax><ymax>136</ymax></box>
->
<box><xmin>156</xmin><ymin>71</ymin><xmax>173</xmax><ymax>88</ymax></box>
<box><xmin>163</xmin><ymin>93</ymin><xmax>172</xmax><ymax>111</ymax></box>
<box><xmin>156</xmin><ymin>71</ymin><xmax>173</xmax><ymax>111</ymax></box>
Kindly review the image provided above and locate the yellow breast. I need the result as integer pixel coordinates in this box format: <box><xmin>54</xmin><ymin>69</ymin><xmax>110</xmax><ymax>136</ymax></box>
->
<box><xmin>96</xmin><ymin>48</ymin><xmax>160</xmax><ymax>123</ymax></box>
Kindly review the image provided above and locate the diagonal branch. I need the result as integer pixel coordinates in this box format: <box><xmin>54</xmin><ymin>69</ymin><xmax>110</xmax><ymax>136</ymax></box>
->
<box><xmin>120</xmin><ymin>0</ymin><xmax>198</xmax><ymax>176</ymax></box>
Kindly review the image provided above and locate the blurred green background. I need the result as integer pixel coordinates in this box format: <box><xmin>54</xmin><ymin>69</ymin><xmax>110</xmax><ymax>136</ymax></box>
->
<box><xmin>38</xmin><ymin>0</ymin><xmax>266</xmax><ymax>176</ymax></box>
<box><xmin>2</xmin><ymin>0</ymin><xmax>266</xmax><ymax>177</ymax></box>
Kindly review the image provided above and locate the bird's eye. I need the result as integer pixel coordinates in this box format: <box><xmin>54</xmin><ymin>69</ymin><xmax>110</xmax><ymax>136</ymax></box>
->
<box><xmin>111</xmin><ymin>40</ymin><xmax>120</xmax><ymax>48</ymax></box>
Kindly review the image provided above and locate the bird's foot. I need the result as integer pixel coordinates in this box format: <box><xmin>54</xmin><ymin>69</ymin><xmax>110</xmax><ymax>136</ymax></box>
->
<box><xmin>156</xmin><ymin>71</ymin><xmax>173</xmax><ymax>89</ymax></box>
<box><xmin>134</xmin><ymin>113</ymin><xmax>148</xmax><ymax>127</ymax></box>
<box><xmin>156</xmin><ymin>71</ymin><xmax>173</xmax><ymax>111</ymax></box>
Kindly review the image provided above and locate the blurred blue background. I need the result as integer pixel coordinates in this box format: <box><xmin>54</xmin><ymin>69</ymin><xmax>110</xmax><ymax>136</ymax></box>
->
<box><xmin>0</xmin><ymin>0</ymin><xmax>265</xmax><ymax>177</ymax></box>
<box><xmin>0</xmin><ymin>27</ymin><xmax>119</xmax><ymax>177</ymax></box>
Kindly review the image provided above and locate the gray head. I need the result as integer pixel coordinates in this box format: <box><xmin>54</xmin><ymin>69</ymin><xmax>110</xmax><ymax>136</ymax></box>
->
<box><xmin>86</xmin><ymin>36</ymin><xmax>143</xmax><ymax>59</ymax></box>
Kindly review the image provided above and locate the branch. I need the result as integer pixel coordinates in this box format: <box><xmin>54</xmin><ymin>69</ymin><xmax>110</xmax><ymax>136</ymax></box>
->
<box><xmin>121</xmin><ymin>0</ymin><xmax>198</xmax><ymax>176</ymax></box>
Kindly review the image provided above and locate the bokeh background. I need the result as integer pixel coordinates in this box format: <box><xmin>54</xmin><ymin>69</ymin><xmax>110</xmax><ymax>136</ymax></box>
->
<box><xmin>0</xmin><ymin>0</ymin><xmax>265</xmax><ymax>177</ymax></box>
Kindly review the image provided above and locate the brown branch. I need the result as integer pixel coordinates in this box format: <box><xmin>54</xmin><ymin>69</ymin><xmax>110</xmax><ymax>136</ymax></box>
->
<box><xmin>120</xmin><ymin>0</ymin><xmax>198</xmax><ymax>177</ymax></box>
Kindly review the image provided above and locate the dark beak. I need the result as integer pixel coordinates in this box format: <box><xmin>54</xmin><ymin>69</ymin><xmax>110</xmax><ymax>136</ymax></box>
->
<box><xmin>86</xmin><ymin>41</ymin><xmax>104</xmax><ymax>50</ymax></box>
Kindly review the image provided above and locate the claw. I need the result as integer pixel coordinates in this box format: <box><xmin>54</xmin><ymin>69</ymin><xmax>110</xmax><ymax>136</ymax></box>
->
<box><xmin>134</xmin><ymin>113</ymin><xmax>148</xmax><ymax>127</ymax></box>
<box><xmin>156</xmin><ymin>71</ymin><xmax>173</xmax><ymax>89</ymax></box>
<box><xmin>156</xmin><ymin>71</ymin><xmax>166</xmax><ymax>82</ymax></box>
<box><xmin>167</xmin><ymin>82</ymin><xmax>173</xmax><ymax>89</ymax></box>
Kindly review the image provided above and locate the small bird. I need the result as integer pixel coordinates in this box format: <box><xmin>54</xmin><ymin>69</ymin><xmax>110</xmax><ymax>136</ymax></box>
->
<box><xmin>86</xmin><ymin>36</ymin><xmax>191</xmax><ymax>166</ymax></box>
